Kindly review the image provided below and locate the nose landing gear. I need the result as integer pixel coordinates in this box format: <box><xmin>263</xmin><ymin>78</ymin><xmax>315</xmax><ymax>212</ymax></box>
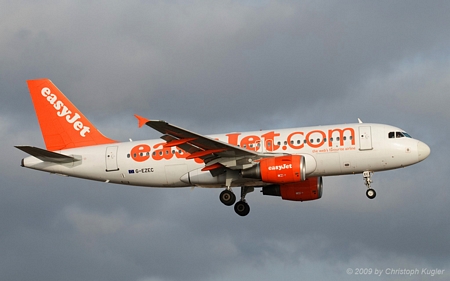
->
<box><xmin>363</xmin><ymin>171</ymin><xmax>376</xmax><ymax>199</ymax></box>
<box><xmin>366</xmin><ymin>188</ymin><xmax>376</xmax><ymax>199</ymax></box>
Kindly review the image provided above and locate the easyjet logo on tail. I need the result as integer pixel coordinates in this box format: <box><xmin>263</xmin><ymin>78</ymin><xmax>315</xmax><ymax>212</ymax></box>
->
<box><xmin>41</xmin><ymin>87</ymin><xmax>90</xmax><ymax>137</ymax></box>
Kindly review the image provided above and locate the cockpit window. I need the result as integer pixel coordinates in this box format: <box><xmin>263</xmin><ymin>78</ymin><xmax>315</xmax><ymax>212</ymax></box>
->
<box><xmin>389</xmin><ymin>131</ymin><xmax>412</xmax><ymax>139</ymax></box>
<box><xmin>396</xmin><ymin>132</ymin><xmax>404</xmax><ymax>138</ymax></box>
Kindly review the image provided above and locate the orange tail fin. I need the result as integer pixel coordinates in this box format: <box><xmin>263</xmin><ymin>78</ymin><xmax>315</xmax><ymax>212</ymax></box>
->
<box><xmin>27</xmin><ymin>79</ymin><xmax>117</xmax><ymax>151</ymax></box>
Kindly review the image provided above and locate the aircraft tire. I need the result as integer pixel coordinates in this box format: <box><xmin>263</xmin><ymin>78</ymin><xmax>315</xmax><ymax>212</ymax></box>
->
<box><xmin>366</xmin><ymin>188</ymin><xmax>376</xmax><ymax>199</ymax></box>
<box><xmin>234</xmin><ymin>201</ymin><xmax>250</xmax><ymax>217</ymax></box>
<box><xmin>220</xmin><ymin>189</ymin><xmax>236</xmax><ymax>206</ymax></box>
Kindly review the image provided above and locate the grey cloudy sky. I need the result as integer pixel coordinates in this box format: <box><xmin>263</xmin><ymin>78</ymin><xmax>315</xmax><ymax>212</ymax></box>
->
<box><xmin>1</xmin><ymin>1</ymin><xmax>449</xmax><ymax>280</ymax></box>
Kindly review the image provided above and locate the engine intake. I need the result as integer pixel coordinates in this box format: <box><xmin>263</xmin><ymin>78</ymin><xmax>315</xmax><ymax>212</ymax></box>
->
<box><xmin>242</xmin><ymin>155</ymin><xmax>306</xmax><ymax>184</ymax></box>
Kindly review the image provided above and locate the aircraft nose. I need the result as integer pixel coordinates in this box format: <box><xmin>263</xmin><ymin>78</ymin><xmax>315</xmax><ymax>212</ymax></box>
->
<box><xmin>417</xmin><ymin>141</ymin><xmax>430</xmax><ymax>162</ymax></box>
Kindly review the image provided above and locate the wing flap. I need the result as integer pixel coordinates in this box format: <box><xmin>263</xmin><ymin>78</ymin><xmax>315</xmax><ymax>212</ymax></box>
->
<box><xmin>160</xmin><ymin>135</ymin><xmax>200</xmax><ymax>154</ymax></box>
<box><xmin>163</xmin><ymin>138</ymin><xmax>196</xmax><ymax>148</ymax></box>
<box><xmin>186</xmin><ymin>149</ymin><xmax>226</xmax><ymax>159</ymax></box>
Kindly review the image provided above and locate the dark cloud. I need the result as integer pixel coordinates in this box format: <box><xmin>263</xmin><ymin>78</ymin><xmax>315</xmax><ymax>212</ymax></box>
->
<box><xmin>1</xmin><ymin>1</ymin><xmax>449</xmax><ymax>281</ymax></box>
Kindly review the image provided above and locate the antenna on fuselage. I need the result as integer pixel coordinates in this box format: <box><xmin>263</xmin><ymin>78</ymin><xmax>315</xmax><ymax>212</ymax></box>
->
<box><xmin>358</xmin><ymin>118</ymin><xmax>363</xmax><ymax>123</ymax></box>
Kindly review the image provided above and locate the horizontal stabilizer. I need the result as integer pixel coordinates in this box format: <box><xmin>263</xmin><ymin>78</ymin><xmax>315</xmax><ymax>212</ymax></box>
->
<box><xmin>15</xmin><ymin>146</ymin><xmax>78</xmax><ymax>164</ymax></box>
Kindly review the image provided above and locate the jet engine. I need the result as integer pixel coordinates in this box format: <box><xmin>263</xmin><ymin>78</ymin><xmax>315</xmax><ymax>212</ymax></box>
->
<box><xmin>262</xmin><ymin>177</ymin><xmax>323</xmax><ymax>201</ymax></box>
<box><xmin>241</xmin><ymin>155</ymin><xmax>306</xmax><ymax>184</ymax></box>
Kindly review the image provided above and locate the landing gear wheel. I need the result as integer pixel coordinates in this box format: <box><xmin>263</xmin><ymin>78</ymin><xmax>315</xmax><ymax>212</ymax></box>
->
<box><xmin>363</xmin><ymin>171</ymin><xmax>376</xmax><ymax>199</ymax></box>
<box><xmin>234</xmin><ymin>201</ymin><xmax>250</xmax><ymax>217</ymax></box>
<box><xmin>220</xmin><ymin>189</ymin><xmax>236</xmax><ymax>206</ymax></box>
<box><xmin>366</xmin><ymin>188</ymin><xmax>376</xmax><ymax>199</ymax></box>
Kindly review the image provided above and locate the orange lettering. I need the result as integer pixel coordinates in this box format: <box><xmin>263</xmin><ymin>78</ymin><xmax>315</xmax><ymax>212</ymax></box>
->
<box><xmin>240</xmin><ymin>135</ymin><xmax>261</xmax><ymax>151</ymax></box>
<box><xmin>226</xmin><ymin>133</ymin><xmax>241</xmax><ymax>146</ymax></box>
<box><xmin>306</xmin><ymin>130</ymin><xmax>326</xmax><ymax>148</ymax></box>
<box><xmin>130</xmin><ymin>144</ymin><xmax>151</xmax><ymax>162</ymax></box>
<box><xmin>261</xmin><ymin>131</ymin><xmax>280</xmax><ymax>152</ymax></box>
<box><xmin>152</xmin><ymin>143</ymin><xmax>173</xmax><ymax>160</ymax></box>
<box><xmin>287</xmin><ymin>132</ymin><xmax>304</xmax><ymax>149</ymax></box>
<box><xmin>328</xmin><ymin>128</ymin><xmax>355</xmax><ymax>147</ymax></box>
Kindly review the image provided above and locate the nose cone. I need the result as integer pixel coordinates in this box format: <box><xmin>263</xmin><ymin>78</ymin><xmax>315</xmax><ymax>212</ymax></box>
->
<box><xmin>417</xmin><ymin>141</ymin><xmax>430</xmax><ymax>162</ymax></box>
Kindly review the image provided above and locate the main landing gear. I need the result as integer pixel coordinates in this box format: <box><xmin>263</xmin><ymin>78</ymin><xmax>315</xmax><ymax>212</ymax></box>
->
<box><xmin>219</xmin><ymin>189</ymin><xmax>236</xmax><ymax>206</ymax></box>
<box><xmin>220</xmin><ymin>187</ymin><xmax>253</xmax><ymax>216</ymax></box>
<box><xmin>363</xmin><ymin>171</ymin><xmax>376</xmax><ymax>199</ymax></box>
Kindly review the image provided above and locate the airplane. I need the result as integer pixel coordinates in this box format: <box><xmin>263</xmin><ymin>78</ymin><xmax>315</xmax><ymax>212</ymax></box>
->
<box><xmin>16</xmin><ymin>79</ymin><xmax>431</xmax><ymax>216</ymax></box>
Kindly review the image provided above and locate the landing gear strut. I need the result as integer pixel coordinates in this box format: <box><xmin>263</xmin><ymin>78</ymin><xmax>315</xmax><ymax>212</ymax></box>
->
<box><xmin>220</xmin><ymin>171</ymin><xmax>237</xmax><ymax>206</ymax></box>
<box><xmin>220</xmin><ymin>186</ymin><xmax>253</xmax><ymax>216</ymax></box>
<box><xmin>220</xmin><ymin>170</ymin><xmax>254</xmax><ymax>216</ymax></box>
<box><xmin>234</xmin><ymin>187</ymin><xmax>253</xmax><ymax>217</ymax></box>
<box><xmin>363</xmin><ymin>171</ymin><xmax>376</xmax><ymax>199</ymax></box>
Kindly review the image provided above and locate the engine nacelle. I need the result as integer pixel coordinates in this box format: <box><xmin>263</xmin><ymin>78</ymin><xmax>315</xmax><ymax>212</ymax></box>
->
<box><xmin>242</xmin><ymin>155</ymin><xmax>306</xmax><ymax>184</ymax></box>
<box><xmin>262</xmin><ymin>177</ymin><xmax>323</xmax><ymax>201</ymax></box>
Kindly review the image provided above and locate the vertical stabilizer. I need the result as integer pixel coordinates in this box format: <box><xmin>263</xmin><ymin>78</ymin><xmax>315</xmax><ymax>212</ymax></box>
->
<box><xmin>27</xmin><ymin>79</ymin><xmax>117</xmax><ymax>151</ymax></box>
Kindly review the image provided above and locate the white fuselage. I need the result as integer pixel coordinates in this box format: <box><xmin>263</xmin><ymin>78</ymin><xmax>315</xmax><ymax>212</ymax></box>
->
<box><xmin>21</xmin><ymin>123</ymin><xmax>429</xmax><ymax>188</ymax></box>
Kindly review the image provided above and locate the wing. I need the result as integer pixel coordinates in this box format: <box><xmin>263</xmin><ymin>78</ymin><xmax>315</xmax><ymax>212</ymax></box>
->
<box><xmin>135</xmin><ymin>115</ymin><xmax>260</xmax><ymax>174</ymax></box>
